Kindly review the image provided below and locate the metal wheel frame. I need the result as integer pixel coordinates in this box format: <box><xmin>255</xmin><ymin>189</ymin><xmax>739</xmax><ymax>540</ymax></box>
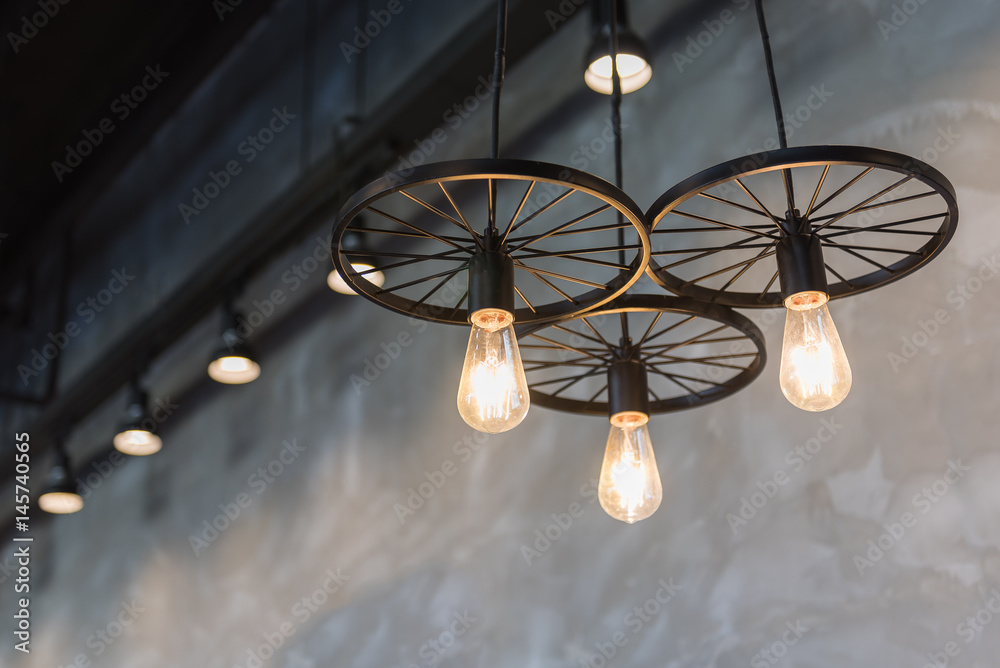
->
<box><xmin>331</xmin><ymin>159</ymin><xmax>651</xmax><ymax>326</ymax></box>
<box><xmin>645</xmin><ymin>145</ymin><xmax>959</xmax><ymax>308</ymax></box>
<box><xmin>515</xmin><ymin>294</ymin><xmax>766</xmax><ymax>416</ymax></box>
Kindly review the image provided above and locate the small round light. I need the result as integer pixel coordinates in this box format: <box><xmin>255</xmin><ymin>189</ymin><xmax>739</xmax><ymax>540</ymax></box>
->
<box><xmin>113</xmin><ymin>429</ymin><xmax>163</xmax><ymax>456</ymax></box>
<box><xmin>39</xmin><ymin>491</ymin><xmax>84</xmax><ymax>515</ymax></box>
<box><xmin>585</xmin><ymin>54</ymin><xmax>652</xmax><ymax>94</ymax></box>
<box><xmin>208</xmin><ymin>355</ymin><xmax>261</xmax><ymax>384</ymax></box>
<box><xmin>328</xmin><ymin>263</ymin><xmax>386</xmax><ymax>295</ymax></box>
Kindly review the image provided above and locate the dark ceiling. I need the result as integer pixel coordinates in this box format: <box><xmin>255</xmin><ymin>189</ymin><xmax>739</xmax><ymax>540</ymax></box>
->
<box><xmin>0</xmin><ymin>0</ymin><xmax>277</xmax><ymax>283</ymax></box>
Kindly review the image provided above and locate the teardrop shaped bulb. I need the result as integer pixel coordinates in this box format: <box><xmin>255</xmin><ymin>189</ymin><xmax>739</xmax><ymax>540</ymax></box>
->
<box><xmin>598</xmin><ymin>412</ymin><xmax>662</xmax><ymax>524</ymax></box>
<box><xmin>779</xmin><ymin>291</ymin><xmax>852</xmax><ymax>412</ymax></box>
<box><xmin>457</xmin><ymin>309</ymin><xmax>529</xmax><ymax>433</ymax></box>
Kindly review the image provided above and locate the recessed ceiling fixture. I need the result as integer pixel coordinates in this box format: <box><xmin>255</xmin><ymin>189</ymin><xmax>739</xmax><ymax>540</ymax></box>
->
<box><xmin>113</xmin><ymin>378</ymin><xmax>163</xmax><ymax>456</ymax></box>
<box><xmin>644</xmin><ymin>0</ymin><xmax>958</xmax><ymax>412</ymax></box>
<box><xmin>207</xmin><ymin>304</ymin><xmax>261</xmax><ymax>385</ymax></box>
<box><xmin>516</xmin><ymin>7</ymin><xmax>765</xmax><ymax>524</ymax></box>
<box><xmin>584</xmin><ymin>0</ymin><xmax>652</xmax><ymax>95</ymax></box>
<box><xmin>331</xmin><ymin>0</ymin><xmax>650</xmax><ymax>433</ymax></box>
<box><xmin>39</xmin><ymin>438</ymin><xmax>84</xmax><ymax>515</ymax></box>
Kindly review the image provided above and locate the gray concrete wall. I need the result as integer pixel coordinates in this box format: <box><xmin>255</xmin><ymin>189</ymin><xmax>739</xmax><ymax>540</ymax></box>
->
<box><xmin>4</xmin><ymin>0</ymin><xmax>1000</xmax><ymax>666</ymax></box>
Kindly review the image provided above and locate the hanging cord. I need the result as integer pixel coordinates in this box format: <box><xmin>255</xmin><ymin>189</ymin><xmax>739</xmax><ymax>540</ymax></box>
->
<box><xmin>486</xmin><ymin>0</ymin><xmax>508</xmax><ymax>239</ymax></box>
<box><xmin>490</xmin><ymin>0</ymin><xmax>507</xmax><ymax>161</ymax></box>
<box><xmin>754</xmin><ymin>0</ymin><xmax>796</xmax><ymax>222</ymax></box>
<box><xmin>300</xmin><ymin>0</ymin><xmax>317</xmax><ymax>171</ymax></box>
<box><xmin>608</xmin><ymin>0</ymin><xmax>630</xmax><ymax>342</ymax></box>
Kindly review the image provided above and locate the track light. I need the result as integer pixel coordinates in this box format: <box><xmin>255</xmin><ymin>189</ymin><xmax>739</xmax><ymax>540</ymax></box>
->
<box><xmin>584</xmin><ymin>0</ymin><xmax>652</xmax><ymax>95</ymax></box>
<box><xmin>39</xmin><ymin>442</ymin><xmax>83</xmax><ymax>515</ymax></box>
<box><xmin>113</xmin><ymin>381</ymin><xmax>163</xmax><ymax>456</ymax></box>
<box><xmin>328</xmin><ymin>223</ymin><xmax>386</xmax><ymax>295</ymax></box>
<box><xmin>208</xmin><ymin>309</ymin><xmax>261</xmax><ymax>384</ymax></box>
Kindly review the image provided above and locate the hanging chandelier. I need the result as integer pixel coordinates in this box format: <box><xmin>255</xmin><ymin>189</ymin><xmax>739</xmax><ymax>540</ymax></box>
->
<box><xmin>643</xmin><ymin>0</ymin><xmax>958</xmax><ymax>412</ymax></box>
<box><xmin>331</xmin><ymin>0</ymin><xmax>651</xmax><ymax>433</ymax></box>
<box><xmin>512</xmin><ymin>3</ymin><xmax>764</xmax><ymax>524</ymax></box>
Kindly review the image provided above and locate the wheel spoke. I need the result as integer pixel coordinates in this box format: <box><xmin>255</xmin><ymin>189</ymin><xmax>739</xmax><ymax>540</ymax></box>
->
<box><xmin>380</xmin><ymin>264</ymin><xmax>468</xmax><ymax>298</ymax></box>
<box><xmin>758</xmin><ymin>270</ymin><xmax>779</xmax><ymax>301</ymax></box>
<box><xmin>507</xmin><ymin>221</ymin><xmax>632</xmax><ymax>243</ymax></box>
<box><xmin>512</xmin><ymin>258</ymin><xmax>607</xmax><ymax>290</ymax></box>
<box><xmin>652</xmin><ymin>243</ymin><xmax>774</xmax><ymax>255</ymax></box>
<box><xmin>819</xmin><ymin>212</ymin><xmax>946</xmax><ymax>239</ymax></box>
<box><xmin>513</xmin><ymin>284</ymin><xmax>536</xmax><ymax>313</ymax></box>
<box><xmin>500</xmin><ymin>181</ymin><xmax>536</xmax><ymax>245</ymax></box>
<box><xmin>551</xmin><ymin>324</ymin><xmax>607</xmax><ymax>348</ymax></box>
<box><xmin>438</xmin><ymin>182</ymin><xmax>485</xmax><ymax>250</ymax></box>
<box><xmin>808</xmin><ymin>167</ymin><xmax>874</xmax><ymax>216</ymax></box>
<box><xmin>823</xmin><ymin>238</ymin><xmax>893</xmax><ymax>273</ymax></box>
<box><xmin>642</xmin><ymin>315</ymin><xmax>697</xmax><ymax>347</ymax></box>
<box><xmin>715</xmin><ymin>245</ymin><xmax>775</xmax><ymax>296</ymax></box>
<box><xmin>824</xmin><ymin>262</ymin><xmax>854</xmax><ymax>288</ymax></box>
<box><xmin>506</xmin><ymin>187</ymin><xmax>575</xmax><ymax>238</ymax></box>
<box><xmin>733</xmin><ymin>178</ymin><xmax>784</xmax><ymax>231</ymax></box>
<box><xmin>517</xmin><ymin>266</ymin><xmax>580</xmax><ymax>304</ymax></box>
<box><xmin>345</xmin><ymin>249</ymin><xmax>470</xmax><ymax>262</ymax></box>
<box><xmin>636</xmin><ymin>312</ymin><xmax>663</xmax><ymax>348</ymax></box>
<box><xmin>525</xmin><ymin>335</ymin><xmax>611</xmax><ymax>362</ymax></box>
<box><xmin>645</xmin><ymin>366</ymin><xmax>702</xmax><ymax>396</ymax></box>
<box><xmin>812</xmin><ymin>175</ymin><xmax>914</xmax><ymax>232</ymax></box>
<box><xmin>680</xmin><ymin>250</ymin><xmax>776</xmax><ymax>288</ymax></box>
<box><xmin>551</xmin><ymin>366</ymin><xmax>608</xmax><ymax>398</ymax></box>
<box><xmin>579</xmin><ymin>317</ymin><xmax>616</xmax><ymax>351</ymax></box>
<box><xmin>667</xmin><ymin>208</ymin><xmax>780</xmax><ymax>240</ymax></box>
<box><xmin>398</xmin><ymin>190</ymin><xmax>472</xmax><ymax>236</ymax></box>
<box><xmin>352</xmin><ymin>227</ymin><xmax>469</xmax><ymax>244</ymax></box>
<box><xmin>585</xmin><ymin>383</ymin><xmax>609</xmax><ymax>405</ymax></box>
<box><xmin>659</xmin><ymin>235</ymin><xmax>765</xmax><ymax>271</ymax></box>
<box><xmin>697</xmin><ymin>191</ymin><xmax>773</xmax><ymax>219</ymax></box>
<box><xmin>804</xmin><ymin>164</ymin><xmax>831</xmax><ymax>219</ymax></box>
<box><xmin>808</xmin><ymin>190</ymin><xmax>938</xmax><ymax>224</ymax></box>
<box><xmin>369</xmin><ymin>207</ymin><xmax>472</xmax><ymax>253</ymax></box>
<box><xmin>508</xmin><ymin>204</ymin><xmax>612</xmax><ymax>253</ymax></box>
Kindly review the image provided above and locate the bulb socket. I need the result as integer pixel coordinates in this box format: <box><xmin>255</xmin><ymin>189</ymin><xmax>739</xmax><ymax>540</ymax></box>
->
<box><xmin>468</xmin><ymin>252</ymin><xmax>515</xmax><ymax>321</ymax></box>
<box><xmin>776</xmin><ymin>234</ymin><xmax>828</xmax><ymax>300</ymax></box>
<box><xmin>607</xmin><ymin>358</ymin><xmax>650</xmax><ymax>420</ymax></box>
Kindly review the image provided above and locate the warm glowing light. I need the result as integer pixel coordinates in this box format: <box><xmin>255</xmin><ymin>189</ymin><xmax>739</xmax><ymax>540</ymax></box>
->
<box><xmin>208</xmin><ymin>355</ymin><xmax>261</xmax><ymax>384</ymax></box>
<box><xmin>779</xmin><ymin>291</ymin><xmax>852</xmax><ymax>412</ymax></box>
<box><xmin>585</xmin><ymin>54</ymin><xmax>652</xmax><ymax>94</ymax></box>
<box><xmin>39</xmin><ymin>491</ymin><xmax>84</xmax><ymax>514</ymax></box>
<box><xmin>598</xmin><ymin>411</ymin><xmax>661</xmax><ymax>524</ymax></box>
<box><xmin>113</xmin><ymin>429</ymin><xmax>163</xmax><ymax>456</ymax></box>
<box><xmin>456</xmin><ymin>308</ymin><xmax>529</xmax><ymax>433</ymax></box>
<box><xmin>328</xmin><ymin>263</ymin><xmax>386</xmax><ymax>295</ymax></box>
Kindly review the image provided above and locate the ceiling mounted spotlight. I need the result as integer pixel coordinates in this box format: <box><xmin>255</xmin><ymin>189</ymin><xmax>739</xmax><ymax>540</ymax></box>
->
<box><xmin>113</xmin><ymin>379</ymin><xmax>163</xmax><ymax>456</ymax></box>
<box><xmin>208</xmin><ymin>305</ymin><xmax>261</xmax><ymax>385</ymax></box>
<box><xmin>328</xmin><ymin>220</ymin><xmax>386</xmax><ymax>295</ymax></box>
<box><xmin>331</xmin><ymin>0</ymin><xmax>650</xmax><ymax>434</ymax></box>
<box><xmin>517</xmin><ymin>294</ymin><xmax>767</xmax><ymax>523</ymax></box>
<box><xmin>584</xmin><ymin>0</ymin><xmax>652</xmax><ymax>95</ymax></box>
<box><xmin>39</xmin><ymin>439</ymin><xmax>84</xmax><ymax>515</ymax></box>
<box><xmin>644</xmin><ymin>0</ymin><xmax>958</xmax><ymax>412</ymax></box>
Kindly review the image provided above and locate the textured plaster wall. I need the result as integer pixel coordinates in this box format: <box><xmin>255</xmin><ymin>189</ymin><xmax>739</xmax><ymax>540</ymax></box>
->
<box><xmin>3</xmin><ymin>0</ymin><xmax>1000</xmax><ymax>666</ymax></box>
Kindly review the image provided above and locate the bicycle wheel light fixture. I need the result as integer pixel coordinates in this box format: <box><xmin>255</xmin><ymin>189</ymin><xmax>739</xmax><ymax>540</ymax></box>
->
<box><xmin>516</xmin><ymin>11</ymin><xmax>764</xmax><ymax>524</ymax></box>
<box><xmin>39</xmin><ymin>438</ymin><xmax>84</xmax><ymax>515</ymax></box>
<box><xmin>113</xmin><ymin>378</ymin><xmax>163</xmax><ymax>456</ymax></box>
<box><xmin>584</xmin><ymin>0</ymin><xmax>652</xmax><ymax>95</ymax></box>
<box><xmin>208</xmin><ymin>303</ymin><xmax>261</xmax><ymax>385</ymax></box>
<box><xmin>331</xmin><ymin>0</ymin><xmax>649</xmax><ymax>433</ymax></box>
<box><xmin>644</xmin><ymin>0</ymin><xmax>958</xmax><ymax>412</ymax></box>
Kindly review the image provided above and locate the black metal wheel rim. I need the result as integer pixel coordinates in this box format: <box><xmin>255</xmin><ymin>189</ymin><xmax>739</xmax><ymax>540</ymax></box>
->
<box><xmin>645</xmin><ymin>145</ymin><xmax>959</xmax><ymax>308</ymax></box>
<box><xmin>331</xmin><ymin>158</ymin><xmax>651</xmax><ymax>325</ymax></box>
<box><xmin>515</xmin><ymin>294</ymin><xmax>766</xmax><ymax>416</ymax></box>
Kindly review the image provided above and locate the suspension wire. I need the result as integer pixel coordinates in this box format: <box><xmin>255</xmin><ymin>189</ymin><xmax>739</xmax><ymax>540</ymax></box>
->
<box><xmin>491</xmin><ymin>0</ymin><xmax>507</xmax><ymax>161</ymax></box>
<box><xmin>608</xmin><ymin>0</ymin><xmax>630</xmax><ymax>342</ymax></box>
<box><xmin>300</xmin><ymin>0</ymin><xmax>317</xmax><ymax>171</ymax></box>
<box><xmin>754</xmin><ymin>0</ymin><xmax>796</xmax><ymax>219</ymax></box>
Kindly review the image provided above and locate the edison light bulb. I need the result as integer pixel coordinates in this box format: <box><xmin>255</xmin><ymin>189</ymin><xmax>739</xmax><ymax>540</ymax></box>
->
<box><xmin>598</xmin><ymin>412</ymin><xmax>662</xmax><ymax>524</ymax></box>
<box><xmin>779</xmin><ymin>291</ymin><xmax>852</xmax><ymax>412</ymax></box>
<box><xmin>207</xmin><ymin>354</ymin><xmax>261</xmax><ymax>384</ymax></box>
<box><xmin>39</xmin><ymin>491</ymin><xmax>84</xmax><ymax>514</ymax></box>
<box><xmin>457</xmin><ymin>308</ymin><xmax>529</xmax><ymax>433</ymax></box>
